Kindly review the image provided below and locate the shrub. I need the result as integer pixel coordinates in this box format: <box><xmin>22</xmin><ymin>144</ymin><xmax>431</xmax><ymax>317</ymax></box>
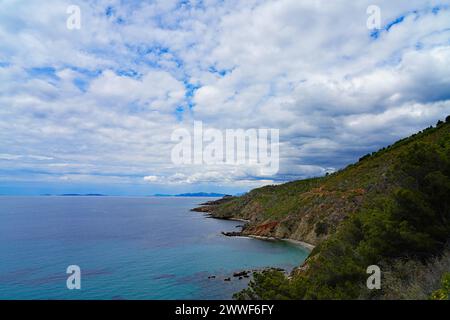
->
<box><xmin>431</xmin><ymin>273</ymin><xmax>450</xmax><ymax>300</ymax></box>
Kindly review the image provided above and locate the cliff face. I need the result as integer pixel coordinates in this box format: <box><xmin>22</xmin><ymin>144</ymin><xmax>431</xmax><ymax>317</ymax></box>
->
<box><xmin>195</xmin><ymin>159</ymin><xmax>388</xmax><ymax>246</ymax></box>
<box><xmin>199</xmin><ymin>180</ymin><xmax>379</xmax><ymax>245</ymax></box>
<box><xmin>194</xmin><ymin>119</ymin><xmax>449</xmax><ymax>248</ymax></box>
<box><xmin>232</xmin><ymin>185</ymin><xmax>369</xmax><ymax>245</ymax></box>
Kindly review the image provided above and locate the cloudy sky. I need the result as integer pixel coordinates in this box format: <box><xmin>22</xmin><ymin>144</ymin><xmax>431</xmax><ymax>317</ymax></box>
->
<box><xmin>0</xmin><ymin>0</ymin><xmax>449</xmax><ymax>195</ymax></box>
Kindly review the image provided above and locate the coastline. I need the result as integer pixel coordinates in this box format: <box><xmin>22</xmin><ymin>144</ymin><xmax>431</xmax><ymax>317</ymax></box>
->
<box><xmin>193</xmin><ymin>200</ymin><xmax>315</xmax><ymax>252</ymax></box>
<box><xmin>229</xmin><ymin>234</ymin><xmax>315</xmax><ymax>252</ymax></box>
<box><xmin>205</xmin><ymin>215</ymin><xmax>250</xmax><ymax>223</ymax></box>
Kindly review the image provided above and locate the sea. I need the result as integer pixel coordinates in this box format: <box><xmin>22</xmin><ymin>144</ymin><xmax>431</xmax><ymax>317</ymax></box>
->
<box><xmin>0</xmin><ymin>196</ymin><xmax>309</xmax><ymax>299</ymax></box>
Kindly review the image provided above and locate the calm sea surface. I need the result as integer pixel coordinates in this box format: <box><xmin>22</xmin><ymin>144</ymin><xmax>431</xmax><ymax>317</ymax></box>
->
<box><xmin>0</xmin><ymin>196</ymin><xmax>309</xmax><ymax>299</ymax></box>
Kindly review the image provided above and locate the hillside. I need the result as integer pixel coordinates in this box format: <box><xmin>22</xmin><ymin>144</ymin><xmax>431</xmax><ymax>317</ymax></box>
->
<box><xmin>195</xmin><ymin>117</ymin><xmax>450</xmax><ymax>299</ymax></box>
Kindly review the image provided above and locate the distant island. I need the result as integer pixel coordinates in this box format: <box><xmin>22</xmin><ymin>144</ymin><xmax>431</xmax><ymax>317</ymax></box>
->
<box><xmin>153</xmin><ymin>192</ymin><xmax>230</xmax><ymax>198</ymax></box>
<box><xmin>42</xmin><ymin>194</ymin><xmax>108</xmax><ymax>197</ymax></box>
<box><xmin>40</xmin><ymin>192</ymin><xmax>231</xmax><ymax>197</ymax></box>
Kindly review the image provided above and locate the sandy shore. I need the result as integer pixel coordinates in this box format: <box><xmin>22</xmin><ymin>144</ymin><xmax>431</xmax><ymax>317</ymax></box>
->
<box><xmin>231</xmin><ymin>234</ymin><xmax>315</xmax><ymax>251</ymax></box>
<box><xmin>204</xmin><ymin>214</ymin><xmax>250</xmax><ymax>223</ymax></box>
<box><xmin>227</xmin><ymin>217</ymin><xmax>251</xmax><ymax>223</ymax></box>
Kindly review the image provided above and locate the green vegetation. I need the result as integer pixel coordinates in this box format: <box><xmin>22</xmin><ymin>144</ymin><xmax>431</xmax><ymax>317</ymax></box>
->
<box><xmin>431</xmin><ymin>273</ymin><xmax>450</xmax><ymax>300</ymax></box>
<box><xmin>227</xmin><ymin>117</ymin><xmax>450</xmax><ymax>300</ymax></box>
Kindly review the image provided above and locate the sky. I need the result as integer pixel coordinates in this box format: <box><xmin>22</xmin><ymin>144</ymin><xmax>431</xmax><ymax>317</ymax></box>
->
<box><xmin>1</xmin><ymin>0</ymin><xmax>450</xmax><ymax>196</ymax></box>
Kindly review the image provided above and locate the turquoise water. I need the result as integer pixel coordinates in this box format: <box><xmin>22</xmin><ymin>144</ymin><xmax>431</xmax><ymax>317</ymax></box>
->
<box><xmin>0</xmin><ymin>197</ymin><xmax>309</xmax><ymax>299</ymax></box>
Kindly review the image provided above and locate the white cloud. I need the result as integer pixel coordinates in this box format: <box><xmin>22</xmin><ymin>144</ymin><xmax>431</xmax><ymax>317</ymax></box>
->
<box><xmin>143</xmin><ymin>175</ymin><xmax>159</xmax><ymax>182</ymax></box>
<box><xmin>0</xmin><ymin>154</ymin><xmax>22</xmax><ymax>160</ymax></box>
<box><xmin>89</xmin><ymin>70</ymin><xmax>185</xmax><ymax>111</ymax></box>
